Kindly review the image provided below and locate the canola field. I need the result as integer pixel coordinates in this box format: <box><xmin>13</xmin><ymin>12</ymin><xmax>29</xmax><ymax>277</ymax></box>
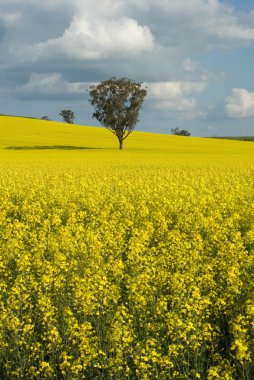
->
<box><xmin>0</xmin><ymin>116</ymin><xmax>254</xmax><ymax>379</ymax></box>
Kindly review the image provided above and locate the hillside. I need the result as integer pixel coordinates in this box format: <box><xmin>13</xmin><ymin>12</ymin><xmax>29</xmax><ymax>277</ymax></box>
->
<box><xmin>1</xmin><ymin>115</ymin><xmax>254</xmax><ymax>379</ymax></box>
<box><xmin>0</xmin><ymin>115</ymin><xmax>253</xmax><ymax>166</ymax></box>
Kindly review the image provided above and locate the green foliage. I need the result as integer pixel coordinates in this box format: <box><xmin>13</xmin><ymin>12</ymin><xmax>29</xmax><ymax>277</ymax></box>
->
<box><xmin>59</xmin><ymin>110</ymin><xmax>75</xmax><ymax>124</ymax></box>
<box><xmin>171</xmin><ymin>127</ymin><xmax>191</xmax><ymax>136</ymax></box>
<box><xmin>89</xmin><ymin>77</ymin><xmax>147</xmax><ymax>149</ymax></box>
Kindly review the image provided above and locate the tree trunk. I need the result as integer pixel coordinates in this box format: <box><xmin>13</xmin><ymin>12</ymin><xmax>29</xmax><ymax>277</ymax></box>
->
<box><xmin>119</xmin><ymin>139</ymin><xmax>123</xmax><ymax>150</ymax></box>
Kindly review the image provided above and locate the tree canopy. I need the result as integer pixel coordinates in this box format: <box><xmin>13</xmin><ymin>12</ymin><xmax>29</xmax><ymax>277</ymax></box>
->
<box><xmin>171</xmin><ymin>127</ymin><xmax>191</xmax><ymax>136</ymax></box>
<box><xmin>59</xmin><ymin>110</ymin><xmax>75</xmax><ymax>124</ymax></box>
<box><xmin>89</xmin><ymin>77</ymin><xmax>147</xmax><ymax>149</ymax></box>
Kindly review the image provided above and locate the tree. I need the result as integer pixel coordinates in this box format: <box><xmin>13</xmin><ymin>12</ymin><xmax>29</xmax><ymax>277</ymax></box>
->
<box><xmin>89</xmin><ymin>77</ymin><xmax>147</xmax><ymax>149</ymax></box>
<box><xmin>59</xmin><ymin>110</ymin><xmax>75</xmax><ymax>124</ymax></box>
<box><xmin>171</xmin><ymin>127</ymin><xmax>191</xmax><ymax>136</ymax></box>
<box><xmin>41</xmin><ymin>116</ymin><xmax>50</xmax><ymax>121</ymax></box>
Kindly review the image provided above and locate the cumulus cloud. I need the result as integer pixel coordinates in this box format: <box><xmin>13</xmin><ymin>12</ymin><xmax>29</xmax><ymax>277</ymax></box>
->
<box><xmin>225</xmin><ymin>88</ymin><xmax>254</xmax><ymax>118</ymax></box>
<box><xmin>2</xmin><ymin>0</ymin><xmax>254</xmax><ymax>68</ymax></box>
<box><xmin>28</xmin><ymin>16</ymin><xmax>155</xmax><ymax>61</ymax></box>
<box><xmin>17</xmin><ymin>72</ymin><xmax>88</xmax><ymax>100</ymax></box>
<box><xmin>149</xmin><ymin>0</ymin><xmax>254</xmax><ymax>48</ymax></box>
<box><xmin>148</xmin><ymin>81</ymin><xmax>207</xmax><ymax>98</ymax></box>
<box><xmin>147</xmin><ymin>81</ymin><xmax>207</xmax><ymax>112</ymax></box>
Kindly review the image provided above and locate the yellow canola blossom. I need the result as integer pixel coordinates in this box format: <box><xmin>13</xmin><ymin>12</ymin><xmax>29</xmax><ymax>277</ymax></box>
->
<box><xmin>0</xmin><ymin>116</ymin><xmax>254</xmax><ymax>379</ymax></box>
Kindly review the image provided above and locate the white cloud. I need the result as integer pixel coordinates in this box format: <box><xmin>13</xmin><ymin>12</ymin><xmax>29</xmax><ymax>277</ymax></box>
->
<box><xmin>149</xmin><ymin>0</ymin><xmax>254</xmax><ymax>47</ymax></box>
<box><xmin>147</xmin><ymin>81</ymin><xmax>207</xmax><ymax>112</ymax></box>
<box><xmin>122</xmin><ymin>0</ymin><xmax>254</xmax><ymax>53</ymax></box>
<box><xmin>4</xmin><ymin>0</ymin><xmax>254</xmax><ymax>67</ymax></box>
<box><xmin>225</xmin><ymin>88</ymin><xmax>254</xmax><ymax>118</ymax></box>
<box><xmin>15</xmin><ymin>0</ymin><xmax>155</xmax><ymax>62</ymax></box>
<box><xmin>30</xmin><ymin>16</ymin><xmax>155</xmax><ymax>60</ymax></box>
<box><xmin>17</xmin><ymin>72</ymin><xmax>88</xmax><ymax>99</ymax></box>
<box><xmin>148</xmin><ymin>81</ymin><xmax>207</xmax><ymax>98</ymax></box>
<box><xmin>154</xmin><ymin>98</ymin><xmax>196</xmax><ymax>112</ymax></box>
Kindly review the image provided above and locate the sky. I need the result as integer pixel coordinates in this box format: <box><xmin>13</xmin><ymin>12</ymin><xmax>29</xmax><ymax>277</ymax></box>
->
<box><xmin>0</xmin><ymin>0</ymin><xmax>254</xmax><ymax>136</ymax></box>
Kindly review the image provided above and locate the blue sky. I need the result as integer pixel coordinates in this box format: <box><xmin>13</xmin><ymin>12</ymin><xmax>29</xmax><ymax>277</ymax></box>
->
<box><xmin>0</xmin><ymin>0</ymin><xmax>254</xmax><ymax>136</ymax></box>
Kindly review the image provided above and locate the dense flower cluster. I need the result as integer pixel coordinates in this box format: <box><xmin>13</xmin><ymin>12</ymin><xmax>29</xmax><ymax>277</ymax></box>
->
<box><xmin>0</xmin><ymin>162</ymin><xmax>254</xmax><ymax>379</ymax></box>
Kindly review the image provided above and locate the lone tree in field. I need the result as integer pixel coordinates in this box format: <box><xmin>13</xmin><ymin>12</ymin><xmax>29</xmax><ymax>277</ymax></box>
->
<box><xmin>59</xmin><ymin>109</ymin><xmax>75</xmax><ymax>124</ymax></box>
<box><xmin>89</xmin><ymin>77</ymin><xmax>147</xmax><ymax>149</ymax></box>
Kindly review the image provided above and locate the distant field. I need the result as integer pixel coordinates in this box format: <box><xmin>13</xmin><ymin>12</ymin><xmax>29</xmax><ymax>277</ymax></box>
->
<box><xmin>0</xmin><ymin>115</ymin><xmax>253</xmax><ymax>165</ymax></box>
<box><xmin>0</xmin><ymin>116</ymin><xmax>254</xmax><ymax>379</ymax></box>
<box><xmin>210</xmin><ymin>136</ymin><xmax>254</xmax><ymax>142</ymax></box>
